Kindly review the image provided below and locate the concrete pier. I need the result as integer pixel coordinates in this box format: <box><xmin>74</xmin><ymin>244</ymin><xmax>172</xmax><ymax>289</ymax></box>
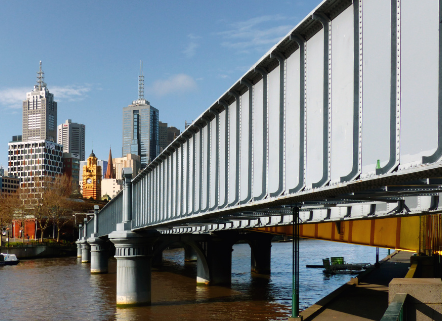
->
<box><xmin>81</xmin><ymin>240</ymin><xmax>91</xmax><ymax>263</ymax></box>
<box><xmin>109</xmin><ymin>229</ymin><xmax>154</xmax><ymax>306</ymax></box>
<box><xmin>249</xmin><ymin>235</ymin><xmax>272</xmax><ymax>274</ymax></box>
<box><xmin>184</xmin><ymin>244</ymin><xmax>197</xmax><ymax>262</ymax></box>
<box><xmin>76</xmin><ymin>240</ymin><xmax>82</xmax><ymax>258</ymax></box>
<box><xmin>88</xmin><ymin>236</ymin><xmax>108</xmax><ymax>273</ymax></box>
<box><xmin>197</xmin><ymin>239</ymin><xmax>233</xmax><ymax>285</ymax></box>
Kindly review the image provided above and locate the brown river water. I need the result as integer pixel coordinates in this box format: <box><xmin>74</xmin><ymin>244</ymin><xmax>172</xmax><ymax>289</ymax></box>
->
<box><xmin>0</xmin><ymin>240</ymin><xmax>388</xmax><ymax>320</ymax></box>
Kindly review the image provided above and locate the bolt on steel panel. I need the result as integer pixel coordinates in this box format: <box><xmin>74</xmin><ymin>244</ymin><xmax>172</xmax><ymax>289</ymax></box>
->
<box><xmin>218</xmin><ymin>110</ymin><xmax>227</xmax><ymax>207</ymax></box>
<box><xmin>194</xmin><ymin>131</ymin><xmax>201</xmax><ymax>213</ymax></box>
<box><xmin>187</xmin><ymin>136</ymin><xmax>194</xmax><ymax>214</ymax></box>
<box><xmin>361</xmin><ymin>0</ymin><xmax>391</xmax><ymax>174</ymax></box>
<box><xmin>252</xmin><ymin>79</ymin><xmax>265</xmax><ymax>199</ymax></box>
<box><xmin>228</xmin><ymin>101</ymin><xmax>238</xmax><ymax>205</ymax></box>
<box><xmin>268</xmin><ymin>65</ymin><xmax>282</xmax><ymax>195</ymax></box>
<box><xmin>285</xmin><ymin>48</ymin><xmax>302</xmax><ymax>193</ymax></box>
<box><xmin>306</xmin><ymin>29</ymin><xmax>325</xmax><ymax>187</ymax></box>
<box><xmin>399</xmin><ymin>0</ymin><xmax>438</xmax><ymax>166</ymax></box>
<box><xmin>240</xmin><ymin>92</ymin><xmax>251</xmax><ymax>203</ymax></box>
<box><xmin>201</xmin><ymin>125</ymin><xmax>209</xmax><ymax>211</ymax></box>
<box><xmin>330</xmin><ymin>5</ymin><xmax>355</xmax><ymax>182</ymax></box>
<box><xmin>182</xmin><ymin>140</ymin><xmax>188</xmax><ymax>214</ymax></box>
<box><xmin>209</xmin><ymin>116</ymin><xmax>218</xmax><ymax>209</ymax></box>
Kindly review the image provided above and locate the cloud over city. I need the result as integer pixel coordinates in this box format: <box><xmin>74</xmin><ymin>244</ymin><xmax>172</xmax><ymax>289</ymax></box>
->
<box><xmin>216</xmin><ymin>15</ymin><xmax>293</xmax><ymax>54</ymax></box>
<box><xmin>0</xmin><ymin>84</ymin><xmax>93</xmax><ymax>109</ymax></box>
<box><xmin>147</xmin><ymin>74</ymin><xmax>198</xmax><ymax>97</ymax></box>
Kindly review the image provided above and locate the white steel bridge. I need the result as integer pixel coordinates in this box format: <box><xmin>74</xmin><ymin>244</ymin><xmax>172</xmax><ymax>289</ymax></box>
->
<box><xmin>84</xmin><ymin>0</ymin><xmax>442</xmax><ymax>238</ymax></box>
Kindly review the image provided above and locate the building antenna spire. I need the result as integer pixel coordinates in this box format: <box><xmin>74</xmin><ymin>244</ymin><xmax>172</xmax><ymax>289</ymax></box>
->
<box><xmin>138</xmin><ymin>60</ymin><xmax>144</xmax><ymax>100</ymax></box>
<box><xmin>36</xmin><ymin>61</ymin><xmax>46</xmax><ymax>90</ymax></box>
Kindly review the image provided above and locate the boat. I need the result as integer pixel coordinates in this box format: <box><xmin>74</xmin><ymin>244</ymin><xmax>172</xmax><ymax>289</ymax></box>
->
<box><xmin>315</xmin><ymin>257</ymin><xmax>371</xmax><ymax>275</ymax></box>
<box><xmin>0</xmin><ymin>253</ymin><xmax>19</xmax><ymax>266</ymax></box>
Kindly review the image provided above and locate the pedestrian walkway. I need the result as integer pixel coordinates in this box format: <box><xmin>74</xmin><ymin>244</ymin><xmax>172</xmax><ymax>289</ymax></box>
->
<box><xmin>301</xmin><ymin>251</ymin><xmax>413</xmax><ymax>321</ymax></box>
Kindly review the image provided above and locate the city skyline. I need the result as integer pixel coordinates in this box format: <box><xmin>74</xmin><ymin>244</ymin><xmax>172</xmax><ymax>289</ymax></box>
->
<box><xmin>0</xmin><ymin>0</ymin><xmax>319</xmax><ymax>168</ymax></box>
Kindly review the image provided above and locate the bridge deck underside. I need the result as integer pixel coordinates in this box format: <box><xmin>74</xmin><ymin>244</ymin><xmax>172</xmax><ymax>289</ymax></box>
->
<box><xmin>254</xmin><ymin>216</ymin><xmax>420</xmax><ymax>251</ymax></box>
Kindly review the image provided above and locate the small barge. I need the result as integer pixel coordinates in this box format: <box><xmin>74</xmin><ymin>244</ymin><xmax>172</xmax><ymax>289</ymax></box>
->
<box><xmin>0</xmin><ymin>253</ymin><xmax>19</xmax><ymax>266</ymax></box>
<box><xmin>306</xmin><ymin>257</ymin><xmax>371</xmax><ymax>275</ymax></box>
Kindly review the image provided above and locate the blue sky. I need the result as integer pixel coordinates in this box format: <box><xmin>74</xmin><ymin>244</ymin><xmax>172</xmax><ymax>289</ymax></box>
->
<box><xmin>0</xmin><ymin>0</ymin><xmax>318</xmax><ymax>167</ymax></box>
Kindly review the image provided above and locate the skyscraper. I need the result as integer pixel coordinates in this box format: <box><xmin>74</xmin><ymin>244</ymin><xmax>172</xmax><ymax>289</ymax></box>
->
<box><xmin>8</xmin><ymin>62</ymin><xmax>63</xmax><ymax>190</ymax></box>
<box><xmin>159</xmin><ymin>121</ymin><xmax>180</xmax><ymax>152</ymax></box>
<box><xmin>122</xmin><ymin>62</ymin><xmax>159</xmax><ymax>167</ymax></box>
<box><xmin>57</xmin><ymin>119</ymin><xmax>86</xmax><ymax>161</ymax></box>
<box><xmin>22</xmin><ymin>61</ymin><xmax>57</xmax><ymax>142</ymax></box>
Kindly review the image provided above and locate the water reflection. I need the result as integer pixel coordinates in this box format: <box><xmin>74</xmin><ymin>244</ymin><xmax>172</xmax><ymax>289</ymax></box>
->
<box><xmin>0</xmin><ymin>240</ymin><xmax>388</xmax><ymax>320</ymax></box>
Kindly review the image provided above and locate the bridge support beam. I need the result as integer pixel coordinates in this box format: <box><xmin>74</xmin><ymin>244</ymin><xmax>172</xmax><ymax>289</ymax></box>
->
<box><xmin>184</xmin><ymin>244</ymin><xmax>197</xmax><ymax>262</ymax></box>
<box><xmin>249</xmin><ymin>235</ymin><xmax>273</xmax><ymax>275</ymax></box>
<box><xmin>151</xmin><ymin>243</ymin><xmax>163</xmax><ymax>268</ymax></box>
<box><xmin>81</xmin><ymin>239</ymin><xmax>91</xmax><ymax>263</ymax></box>
<box><xmin>76</xmin><ymin>240</ymin><xmax>82</xmax><ymax>258</ymax></box>
<box><xmin>88</xmin><ymin>236</ymin><xmax>108</xmax><ymax>274</ymax></box>
<box><xmin>109</xmin><ymin>229</ymin><xmax>156</xmax><ymax>306</ymax></box>
<box><xmin>197</xmin><ymin>239</ymin><xmax>233</xmax><ymax>285</ymax></box>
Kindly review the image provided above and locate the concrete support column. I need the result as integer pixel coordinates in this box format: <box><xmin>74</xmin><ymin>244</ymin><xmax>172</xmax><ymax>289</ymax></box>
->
<box><xmin>76</xmin><ymin>223</ymin><xmax>83</xmax><ymax>258</ymax></box>
<box><xmin>81</xmin><ymin>239</ymin><xmax>91</xmax><ymax>263</ymax></box>
<box><xmin>151</xmin><ymin>243</ymin><xmax>163</xmax><ymax>268</ymax></box>
<box><xmin>109</xmin><ymin>229</ymin><xmax>155</xmax><ymax>306</ymax></box>
<box><xmin>249</xmin><ymin>236</ymin><xmax>272</xmax><ymax>275</ymax></box>
<box><xmin>87</xmin><ymin>205</ymin><xmax>107</xmax><ymax>273</ymax></box>
<box><xmin>197</xmin><ymin>240</ymin><xmax>233</xmax><ymax>285</ymax></box>
<box><xmin>88</xmin><ymin>237</ymin><xmax>108</xmax><ymax>274</ymax></box>
<box><xmin>184</xmin><ymin>244</ymin><xmax>197</xmax><ymax>262</ymax></box>
<box><xmin>76</xmin><ymin>240</ymin><xmax>82</xmax><ymax>258</ymax></box>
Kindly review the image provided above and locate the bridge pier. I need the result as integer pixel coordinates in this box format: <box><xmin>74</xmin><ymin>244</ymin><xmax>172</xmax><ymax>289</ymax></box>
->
<box><xmin>109</xmin><ymin>229</ymin><xmax>156</xmax><ymax>306</ymax></box>
<box><xmin>88</xmin><ymin>236</ymin><xmax>108</xmax><ymax>274</ymax></box>
<box><xmin>249</xmin><ymin>234</ymin><xmax>273</xmax><ymax>275</ymax></box>
<box><xmin>81</xmin><ymin>239</ymin><xmax>91</xmax><ymax>263</ymax></box>
<box><xmin>197</xmin><ymin>239</ymin><xmax>233</xmax><ymax>285</ymax></box>
<box><xmin>76</xmin><ymin>240</ymin><xmax>82</xmax><ymax>258</ymax></box>
<box><xmin>184</xmin><ymin>244</ymin><xmax>197</xmax><ymax>262</ymax></box>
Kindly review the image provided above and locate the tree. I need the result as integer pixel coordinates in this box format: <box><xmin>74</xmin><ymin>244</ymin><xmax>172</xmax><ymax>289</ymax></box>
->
<box><xmin>41</xmin><ymin>174</ymin><xmax>75</xmax><ymax>242</ymax></box>
<box><xmin>0</xmin><ymin>191</ymin><xmax>21</xmax><ymax>246</ymax></box>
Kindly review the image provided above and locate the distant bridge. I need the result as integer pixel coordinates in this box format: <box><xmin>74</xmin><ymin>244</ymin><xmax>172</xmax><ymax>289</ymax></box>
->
<box><xmin>79</xmin><ymin>0</ymin><xmax>442</xmax><ymax>311</ymax></box>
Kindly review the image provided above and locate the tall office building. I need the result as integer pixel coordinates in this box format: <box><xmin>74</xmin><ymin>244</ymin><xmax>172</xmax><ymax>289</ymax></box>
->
<box><xmin>122</xmin><ymin>62</ymin><xmax>159</xmax><ymax>167</ymax></box>
<box><xmin>159</xmin><ymin>121</ymin><xmax>180</xmax><ymax>152</ymax></box>
<box><xmin>8</xmin><ymin>62</ymin><xmax>63</xmax><ymax>190</ymax></box>
<box><xmin>22</xmin><ymin>61</ymin><xmax>57</xmax><ymax>142</ymax></box>
<box><xmin>57</xmin><ymin>119</ymin><xmax>86</xmax><ymax>161</ymax></box>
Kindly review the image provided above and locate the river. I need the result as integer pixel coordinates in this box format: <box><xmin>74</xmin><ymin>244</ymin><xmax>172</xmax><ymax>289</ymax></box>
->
<box><xmin>0</xmin><ymin>239</ymin><xmax>388</xmax><ymax>320</ymax></box>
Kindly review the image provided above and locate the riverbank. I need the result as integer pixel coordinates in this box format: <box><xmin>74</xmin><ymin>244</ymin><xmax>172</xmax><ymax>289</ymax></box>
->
<box><xmin>299</xmin><ymin>250</ymin><xmax>412</xmax><ymax>320</ymax></box>
<box><xmin>0</xmin><ymin>243</ymin><xmax>76</xmax><ymax>259</ymax></box>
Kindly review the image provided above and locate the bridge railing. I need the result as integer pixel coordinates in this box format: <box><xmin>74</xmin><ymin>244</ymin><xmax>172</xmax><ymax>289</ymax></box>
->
<box><xmin>85</xmin><ymin>217</ymin><xmax>94</xmax><ymax>237</ymax></box>
<box><xmin>93</xmin><ymin>192</ymin><xmax>123</xmax><ymax>237</ymax></box>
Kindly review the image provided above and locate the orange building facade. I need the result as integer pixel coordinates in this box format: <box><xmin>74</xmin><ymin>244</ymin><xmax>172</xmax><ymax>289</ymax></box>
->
<box><xmin>82</xmin><ymin>150</ymin><xmax>102</xmax><ymax>200</ymax></box>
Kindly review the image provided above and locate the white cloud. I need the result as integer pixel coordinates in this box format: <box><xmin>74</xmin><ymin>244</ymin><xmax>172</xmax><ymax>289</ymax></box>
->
<box><xmin>147</xmin><ymin>74</ymin><xmax>198</xmax><ymax>97</ymax></box>
<box><xmin>183</xmin><ymin>34</ymin><xmax>200</xmax><ymax>58</ymax></box>
<box><xmin>216</xmin><ymin>15</ymin><xmax>293</xmax><ymax>54</ymax></box>
<box><xmin>51</xmin><ymin>85</ymin><xmax>92</xmax><ymax>102</ymax></box>
<box><xmin>0</xmin><ymin>84</ymin><xmax>93</xmax><ymax>109</ymax></box>
<box><xmin>0</xmin><ymin>87</ymin><xmax>29</xmax><ymax>109</ymax></box>
<box><xmin>183</xmin><ymin>42</ymin><xmax>199</xmax><ymax>58</ymax></box>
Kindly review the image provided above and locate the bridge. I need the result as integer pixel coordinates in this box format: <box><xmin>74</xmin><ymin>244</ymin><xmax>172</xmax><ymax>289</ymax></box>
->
<box><xmin>78</xmin><ymin>0</ymin><xmax>442</xmax><ymax>317</ymax></box>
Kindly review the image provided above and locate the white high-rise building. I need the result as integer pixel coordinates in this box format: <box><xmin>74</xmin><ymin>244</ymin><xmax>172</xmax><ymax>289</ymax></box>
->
<box><xmin>57</xmin><ymin>119</ymin><xmax>86</xmax><ymax>161</ymax></box>
<box><xmin>22</xmin><ymin>61</ymin><xmax>57</xmax><ymax>142</ymax></box>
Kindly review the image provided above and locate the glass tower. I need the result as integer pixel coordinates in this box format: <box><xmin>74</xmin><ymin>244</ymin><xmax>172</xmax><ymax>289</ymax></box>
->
<box><xmin>122</xmin><ymin>98</ymin><xmax>159</xmax><ymax>168</ymax></box>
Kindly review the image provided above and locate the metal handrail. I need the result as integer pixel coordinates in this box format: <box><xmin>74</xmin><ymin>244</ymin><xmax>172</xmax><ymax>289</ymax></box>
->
<box><xmin>380</xmin><ymin>293</ymin><xmax>408</xmax><ymax>321</ymax></box>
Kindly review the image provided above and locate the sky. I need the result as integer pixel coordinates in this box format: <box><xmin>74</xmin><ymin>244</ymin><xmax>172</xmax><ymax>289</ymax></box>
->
<box><xmin>0</xmin><ymin>0</ymin><xmax>319</xmax><ymax>168</ymax></box>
